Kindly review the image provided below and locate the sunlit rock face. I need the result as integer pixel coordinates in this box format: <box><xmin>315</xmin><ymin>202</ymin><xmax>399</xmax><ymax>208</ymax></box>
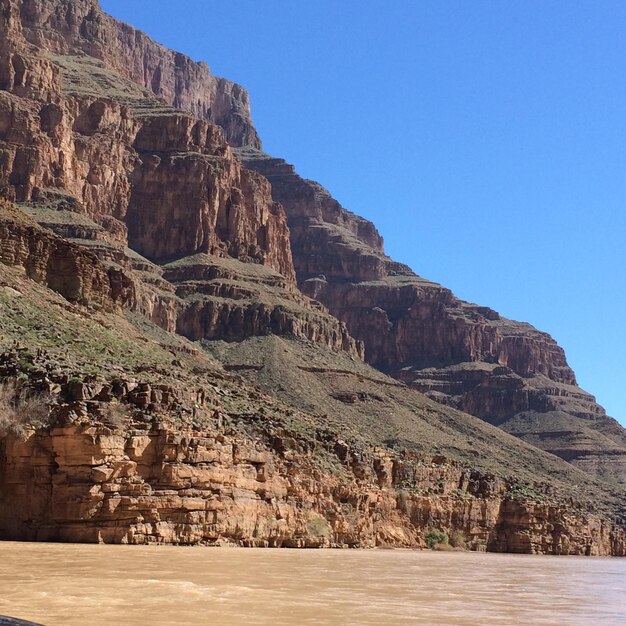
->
<box><xmin>0</xmin><ymin>0</ymin><xmax>625</xmax><ymax>552</ymax></box>
<box><xmin>1</xmin><ymin>409</ymin><xmax>623</xmax><ymax>554</ymax></box>
<box><xmin>239</xmin><ymin>150</ymin><xmax>626</xmax><ymax>486</ymax></box>
<box><xmin>0</xmin><ymin>0</ymin><xmax>365</xmax><ymax>353</ymax></box>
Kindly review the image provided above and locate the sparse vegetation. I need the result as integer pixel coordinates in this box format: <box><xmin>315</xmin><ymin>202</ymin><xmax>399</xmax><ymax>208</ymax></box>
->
<box><xmin>307</xmin><ymin>513</ymin><xmax>332</xmax><ymax>538</ymax></box>
<box><xmin>0</xmin><ymin>380</ymin><xmax>50</xmax><ymax>438</ymax></box>
<box><xmin>433</xmin><ymin>542</ymin><xmax>457</xmax><ymax>551</ymax></box>
<box><xmin>507</xmin><ymin>482</ymin><xmax>547</xmax><ymax>503</ymax></box>
<box><xmin>425</xmin><ymin>528</ymin><xmax>448</xmax><ymax>549</ymax></box>
<box><xmin>101</xmin><ymin>402</ymin><xmax>128</xmax><ymax>432</ymax></box>
<box><xmin>314</xmin><ymin>448</ymin><xmax>346</xmax><ymax>476</ymax></box>
<box><xmin>1</xmin><ymin>258</ymin><xmax>624</xmax><ymax>518</ymax></box>
<box><xmin>449</xmin><ymin>530</ymin><xmax>467</xmax><ymax>549</ymax></box>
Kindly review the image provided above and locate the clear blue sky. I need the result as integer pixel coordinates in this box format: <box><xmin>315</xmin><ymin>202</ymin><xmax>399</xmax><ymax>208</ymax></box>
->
<box><xmin>101</xmin><ymin>0</ymin><xmax>626</xmax><ymax>424</ymax></box>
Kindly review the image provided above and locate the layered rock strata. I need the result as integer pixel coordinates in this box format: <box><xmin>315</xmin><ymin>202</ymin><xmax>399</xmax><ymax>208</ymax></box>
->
<box><xmin>239</xmin><ymin>150</ymin><xmax>626</xmax><ymax>484</ymax></box>
<box><xmin>1</xmin><ymin>222</ymin><xmax>625</xmax><ymax>554</ymax></box>
<box><xmin>0</xmin><ymin>0</ymin><xmax>360</xmax><ymax>353</ymax></box>
<box><xmin>0</xmin><ymin>0</ymin><xmax>624</xmax><ymax>553</ymax></box>
<box><xmin>0</xmin><ymin>44</ymin><xmax>291</xmax><ymax>275</ymax></box>
<box><xmin>164</xmin><ymin>254</ymin><xmax>360</xmax><ymax>355</ymax></box>
<box><xmin>0</xmin><ymin>197</ymin><xmax>133</xmax><ymax>309</ymax></box>
<box><xmin>4</xmin><ymin>419</ymin><xmax>623</xmax><ymax>554</ymax></box>
<box><xmin>5</xmin><ymin>0</ymin><xmax>623</xmax><ymax>488</ymax></box>
<box><xmin>0</xmin><ymin>350</ymin><xmax>623</xmax><ymax>555</ymax></box>
<box><xmin>3</xmin><ymin>0</ymin><xmax>260</xmax><ymax>147</ymax></box>
<box><xmin>1</xmin><ymin>194</ymin><xmax>358</xmax><ymax>355</ymax></box>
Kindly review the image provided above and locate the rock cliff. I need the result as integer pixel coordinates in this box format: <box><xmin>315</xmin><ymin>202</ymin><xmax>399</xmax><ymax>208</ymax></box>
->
<box><xmin>0</xmin><ymin>0</ymin><xmax>361</xmax><ymax>354</ymax></box>
<box><xmin>0</xmin><ymin>319</ymin><xmax>623</xmax><ymax>554</ymax></box>
<box><xmin>1</xmin><ymin>0</ymin><xmax>625</xmax><ymax>553</ymax></box>
<box><xmin>0</xmin><ymin>25</ymin><xmax>289</xmax><ymax>273</ymax></box>
<box><xmin>0</xmin><ymin>197</ymin><xmax>134</xmax><ymax>309</ymax></box>
<box><xmin>3</xmin><ymin>418</ymin><xmax>623</xmax><ymax>555</ymax></box>
<box><xmin>4</xmin><ymin>0</ymin><xmax>260</xmax><ymax>147</ymax></box>
<box><xmin>239</xmin><ymin>150</ymin><xmax>626</xmax><ymax>486</ymax></box>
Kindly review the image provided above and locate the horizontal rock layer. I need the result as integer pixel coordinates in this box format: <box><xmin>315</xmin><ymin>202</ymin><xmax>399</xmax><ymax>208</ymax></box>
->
<box><xmin>0</xmin><ymin>197</ymin><xmax>133</xmax><ymax>309</ymax></box>
<box><xmin>4</xmin><ymin>0</ymin><xmax>260</xmax><ymax>147</ymax></box>
<box><xmin>0</xmin><ymin>50</ymin><xmax>293</xmax><ymax>275</ymax></box>
<box><xmin>0</xmin><ymin>367</ymin><xmax>622</xmax><ymax>554</ymax></box>
<box><xmin>1</xmin><ymin>249</ymin><xmax>625</xmax><ymax>554</ymax></box>
<box><xmin>2</xmin><ymin>421</ymin><xmax>621</xmax><ymax>554</ymax></box>
<box><xmin>240</xmin><ymin>150</ymin><xmax>626</xmax><ymax>485</ymax></box>
<box><xmin>0</xmin><ymin>196</ymin><xmax>360</xmax><ymax>355</ymax></box>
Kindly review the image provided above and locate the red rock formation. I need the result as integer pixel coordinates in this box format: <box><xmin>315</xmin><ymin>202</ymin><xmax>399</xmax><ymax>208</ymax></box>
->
<box><xmin>128</xmin><ymin>114</ymin><xmax>293</xmax><ymax>271</ymax></box>
<box><xmin>240</xmin><ymin>153</ymin><xmax>573</xmax><ymax>377</ymax></box>
<box><xmin>164</xmin><ymin>254</ymin><xmax>361</xmax><ymax>355</ymax></box>
<box><xmin>3</xmin><ymin>0</ymin><xmax>260</xmax><ymax>148</ymax></box>
<box><xmin>0</xmin><ymin>0</ymin><xmax>290</xmax><ymax>277</ymax></box>
<box><xmin>0</xmin><ymin>391</ymin><xmax>622</xmax><ymax>554</ymax></box>
<box><xmin>1</xmin><ymin>0</ymin><xmax>362</xmax><ymax>353</ymax></box>
<box><xmin>240</xmin><ymin>151</ymin><xmax>626</xmax><ymax>484</ymax></box>
<box><xmin>0</xmin><ymin>55</ymin><xmax>293</xmax><ymax>278</ymax></box>
<box><xmin>1</xmin><ymin>0</ymin><xmax>625</xmax><ymax>550</ymax></box>
<box><xmin>0</xmin><ymin>197</ymin><xmax>133</xmax><ymax>309</ymax></box>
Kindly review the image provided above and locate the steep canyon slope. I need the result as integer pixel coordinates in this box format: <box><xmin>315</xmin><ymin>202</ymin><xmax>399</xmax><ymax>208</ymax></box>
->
<box><xmin>0</xmin><ymin>0</ymin><xmax>625</xmax><ymax>552</ymax></box>
<box><xmin>0</xmin><ymin>237</ymin><xmax>624</xmax><ymax>553</ymax></box>
<box><xmin>238</xmin><ymin>147</ymin><xmax>626</xmax><ymax>488</ymax></box>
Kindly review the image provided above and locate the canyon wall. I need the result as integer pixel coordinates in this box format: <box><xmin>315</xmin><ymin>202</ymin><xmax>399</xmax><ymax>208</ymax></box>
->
<box><xmin>0</xmin><ymin>197</ymin><xmax>134</xmax><ymax>309</ymax></box>
<box><xmin>239</xmin><ymin>151</ymin><xmax>626</xmax><ymax>486</ymax></box>
<box><xmin>0</xmin><ymin>0</ymin><xmax>625</xmax><ymax>553</ymax></box>
<box><xmin>0</xmin><ymin>0</ymin><xmax>361</xmax><ymax>355</ymax></box>
<box><xmin>6</xmin><ymin>0</ymin><xmax>260</xmax><ymax>147</ymax></box>
<box><xmin>0</xmin><ymin>16</ymin><xmax>289</xmax><ymax>273</ymax></box>
<box><xmin>0</xmin><ymin>348</ymin><xmax>623</xmax><ymax>555</ymax></box>
<box><xmin>4</xmin><ymin>419</ymin><xmax>622</xmax><ymax>555</ymax></box>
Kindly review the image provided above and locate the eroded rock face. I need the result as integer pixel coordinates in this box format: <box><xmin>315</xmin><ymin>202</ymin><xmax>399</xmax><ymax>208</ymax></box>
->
<box><xmin>0</xmin><ymin>1</ymin><xmax>362</xmax><ymax>353</ymax></box>
<box><xmin>240</xmin><ymin>151</ymin><xmax>626</xmax><ymax>484</ymax></box>
<box><xmin>1</xmin><ymin>0</ymin><xmax>293</xmax><ymax>280</ymax></box>
<box><xmin>240</xmin><ymin>152</ymin><xmax>574</xmax><ymax>379</ymax></box>
<box><xmin>0</xmin><ymin>195</ymin><xmax>360</xmax><ymax>355</ymax></box>
<box><xmin>2</xmin><ymin>417</ymin><xmax>623</xmax><ymax>554</ymax></box>
<box><xmin>0</xmin><ymin>61</ymin><xmax>293</xmax><ymax>277</ymax></box>
<box><xmin>4</xmin><ymin>0</ymin><xmax>260</xmax><ymax>148</ymax></box>
<box><xmin>127</xmin><ymin>114</ymin><xmax>292</xmax><ymax>270</ymax></box>
<box><xmin>0</xmin><ymin>198</ymin><xmax>134</xmax><ymax>309</ymax></box>
<box><xmin>1</xmin><ymin>343</ymin><xmax>620</xmax><ymax>555</ymax></box>
<box><xmin>164</xmin><ymin>254</ymin><xmax>362</xmax><ymax>356</ymax></box>
<box><xmin>1</xmin><ymin>0</ymin><xmax>625</xmax><ymax>550</ymax></box>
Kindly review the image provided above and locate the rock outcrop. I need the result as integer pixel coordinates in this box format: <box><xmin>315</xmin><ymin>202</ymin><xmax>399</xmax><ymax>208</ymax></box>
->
<box><xmin>0</xmin><ymin>35</ymin><xmax>291</xmax><ymax>275</ymax></box>
<box><xmin>0</xmin><ymin>348</ymin><xmax>623</xmax><ymax>555</ymax></box>
<box><xmin>3</xmin><ymin>419</ymin><xmax>623</xmax><ymax>554</ymax></box>
<box><xmin>0</xmin><ymin>197</ymin><xmax>133</xmax><ymax>309</ymax></box>
<box><xmin>239</xmin><ymin>150</ymin><xmax>626</xmax><ymax>485</ymax></box>
<box><xmin>3</xmin><ymin>0</ymin><xmax>260</xmax><ymax>147</ymax></box>
<box><xmin>0</xmin><ymin>193</ymin><xmax>359</xmax><ymax>356</ymax></box>
<box><xmin>0</xmin><ymin>0</ymin><xmax>362</xmax><ymax>354</ymax></box>
<box><xmin>165</xmin><ymin>254</ymin><xmax>361</xmax><ymax>355</ymax></box>
<box><xmin>1</xmin><ymin>0</ymin><xmax>625</xmax><ymax>554</ymax></box>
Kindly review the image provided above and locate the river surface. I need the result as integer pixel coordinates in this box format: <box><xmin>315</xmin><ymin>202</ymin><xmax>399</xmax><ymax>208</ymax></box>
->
<box><xmin>0</xmin><ymin>543</ymin><xmax>625</xmax><ymax>625</ymax></box>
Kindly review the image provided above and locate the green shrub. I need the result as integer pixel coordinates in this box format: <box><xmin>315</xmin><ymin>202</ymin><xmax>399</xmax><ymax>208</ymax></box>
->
<box><xmin>425</xmin><ymin>528</ymin><xmax>448</xmax><ymax>549</ymax></box>
<box><xmin>507</xmin><ymin>482</ymin><xmax>546</xmax><ymax>502</ymax></box>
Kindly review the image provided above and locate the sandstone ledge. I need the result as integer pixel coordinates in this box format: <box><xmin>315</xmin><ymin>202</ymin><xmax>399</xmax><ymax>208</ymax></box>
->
<box><xmin>0</xmin><ymin>354</ymin><xmax>623</xmax><ymax>555</ymax></box>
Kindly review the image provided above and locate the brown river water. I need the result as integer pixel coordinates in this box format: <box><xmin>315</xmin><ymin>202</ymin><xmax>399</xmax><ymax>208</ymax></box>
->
<box><xmin>1</xmin><ymin>543</ymin><xmax>625</xmax><ymax>626</ymax></box>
